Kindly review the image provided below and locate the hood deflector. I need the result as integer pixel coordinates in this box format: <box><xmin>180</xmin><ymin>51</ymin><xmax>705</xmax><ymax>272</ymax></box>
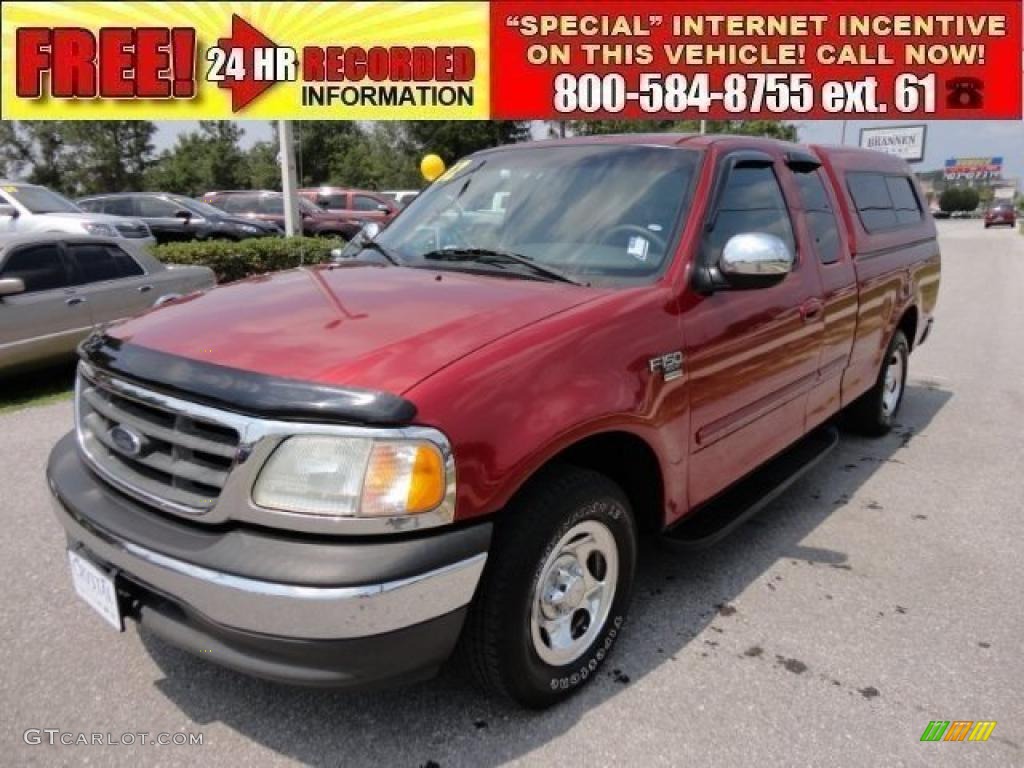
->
<box><xmin>79</xmin><ymin>334</ymin><xmax>417</xmax><ymax>426</ymax></box>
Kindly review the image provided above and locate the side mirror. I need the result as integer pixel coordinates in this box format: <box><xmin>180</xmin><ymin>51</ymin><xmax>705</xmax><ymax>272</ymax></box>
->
<box><xmin>0</xmin><ymin>277</ymin><xmax>26</xmax><ymax>298</ymax></box>
<box><xmin>0</xmin><ymin>203</ymin><xmax>19</xmax><ymax>218</ymax></box>
<box><xmin>360</xmin><ymin>221</ymin><xmax>382</xmax><ymax>240</ymax></box>
<box><xmin>174</xmin><ymin>210</ymin><xmax>192</xmax><ymax>220</ymax></box>
<box><xmin>376</xmin><ymin>203</ymin><xmax>391</xmax><ymax>213</ymax></box>
<box><xmin>718</xmin><ymin>233</ymin><xmax>794</xmax><ymax>289</ymax></box>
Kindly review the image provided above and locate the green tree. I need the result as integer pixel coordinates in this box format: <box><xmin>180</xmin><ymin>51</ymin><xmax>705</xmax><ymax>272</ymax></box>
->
<box><xmin>245</xmin><ymin>140</ymin><xmax>281</xmax><ymax>189</ymax></box>
<box><xmin>0</xmin><ymin>120</ymin><xmax>157</xmax><ymax>195</ymax></box>
<box><xmin>960</xmin><ymin>187</ymin><xmax>980</xmax><ymax>212</ymax></box>
<box><xmin>0</xmin><ymin>122</ymin><xmax>71</xmax><ymax>191</ymax></box>
<box><xmin>402</xmin><ymin>121</ymin><xmax>532</xmax><ymax>165</ymax></box>
<box><xmin>566</xmin><ymin>119</ymin><xmax>797</xmax><ymax>141</ymax></box>
<box><xmin>61</xmin><ymin>121</ymin><xmax>156</xmax><ymax>194</ymax></box>
<box><xmin>939</xmin><ymin>187</ymin><xmax>963</xmax><ymax>213</ymax></box>
<box><xmin>144</xmin><ymin>121</ymin><xmax>248</xmax><ymax>195</ymax></box>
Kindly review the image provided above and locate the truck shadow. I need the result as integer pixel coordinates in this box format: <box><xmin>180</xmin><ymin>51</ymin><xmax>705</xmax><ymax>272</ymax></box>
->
<box><xmin>142</xmin><ymin>382</ymin><xmax>951</xmax><ymax>767</ymax></box>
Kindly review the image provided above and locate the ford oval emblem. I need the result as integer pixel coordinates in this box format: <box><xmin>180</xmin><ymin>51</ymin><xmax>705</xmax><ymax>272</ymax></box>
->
<box><xmin>109</xmin><ymin>424</ymin><xmax>145</xmax><ymax>457</ymax></box>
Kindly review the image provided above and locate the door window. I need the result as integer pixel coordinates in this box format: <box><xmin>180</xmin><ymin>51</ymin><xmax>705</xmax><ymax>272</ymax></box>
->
<box><xmin>0</xmin><ymin>244</ymin><xmax>68</xmax><ymax>292</ymax></box>
<box><xmin>104</xmin><ymin>197</ymin><xmax>136</xmax><ymax>216</ymax></box>
<box><xmin>794</xmin><ymin>171</ymin><xmax>843</xmax><ymax>265</ymax></box>
<box><xmin>318</xmin><ymin>193</ymin><xmax>348</xmax><ymax>210</ymax></box>
<box><xmin>218</xmin><ymin>195</ymin><xmax>256</xmax><ymax>214</ymax></box>
<box><xmin>703</xmin><ymin>163</ymin><xmax>795</xmax><ymax>264</ymax></box>
<box><xmin>67</xmin><ymin>243</ymin><xmax>144</xmax><ymax>284</ymax></box>
<box><xmin>136</xmin><ymin>196</ymin><xmax>180</xmax><ymax>217</ymax></box>
<box><xmin>353</xmin><ymin>194</ymin><xmax>383</xmax><ymax>212</ymax></box>
<box><xmin>257</xmin><ymin>196</ymin><xmax>285</xmax><ymax>215</ymax></box>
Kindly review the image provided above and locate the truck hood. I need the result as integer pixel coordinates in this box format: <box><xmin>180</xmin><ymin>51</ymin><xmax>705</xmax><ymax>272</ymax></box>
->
<box><xmin>107</xmin><ymin>264</ymin><xmax>602</xmax><ymax>394</ymax></box>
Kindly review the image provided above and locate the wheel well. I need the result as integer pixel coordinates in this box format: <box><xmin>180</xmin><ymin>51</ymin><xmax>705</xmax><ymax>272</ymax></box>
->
<box><xmin>898</xmin><ymin>306</ymin><xmax>919</xmax><ymax>350</ymax></box>
<box><xmin>548</xmin><ymin>432</ymin><xmax>664</xmax><ymax>534</ymax></box>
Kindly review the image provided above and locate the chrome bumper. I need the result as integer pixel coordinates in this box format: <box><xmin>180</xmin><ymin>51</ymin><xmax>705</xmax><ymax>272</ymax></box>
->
<box><xmin>51</xmin><ymin>492</ymin><xmax>487</xmax><ymax>640</ymax></box>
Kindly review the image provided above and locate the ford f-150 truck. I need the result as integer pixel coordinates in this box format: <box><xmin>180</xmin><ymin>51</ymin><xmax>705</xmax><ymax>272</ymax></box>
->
<box><xmin>47</xmin><ymin>135</ymin><xmax>940</xmax><ymax>708</ymax></box>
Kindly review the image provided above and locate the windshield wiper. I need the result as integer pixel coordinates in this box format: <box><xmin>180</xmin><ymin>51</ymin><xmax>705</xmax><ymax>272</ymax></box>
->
<box><xmin>421</xmin><ymin>247</ymin><xmax>587</xmax><ymax>286</ymax></box>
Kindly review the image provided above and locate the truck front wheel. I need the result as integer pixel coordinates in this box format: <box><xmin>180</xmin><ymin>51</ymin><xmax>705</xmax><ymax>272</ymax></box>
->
<box><xmin>461</xmin><ymin>466</ymin><xmax>637</xmax><ymax>708</ymax></box>
<box><xmin>845</xmin><ymin>329</ymin><xmax>909</xmax><ymax>436</ymax></box>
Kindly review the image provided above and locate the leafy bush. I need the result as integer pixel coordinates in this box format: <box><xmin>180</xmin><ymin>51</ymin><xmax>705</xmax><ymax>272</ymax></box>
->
<box><xmin>939</xmin><ymin>186</ymin><xmax>980</xmax><ymax>214</ymax></box>
<box><xmin>151</xmin><ymin>236</ymin><xmax>344</xmax><ymax>283</ymax></box>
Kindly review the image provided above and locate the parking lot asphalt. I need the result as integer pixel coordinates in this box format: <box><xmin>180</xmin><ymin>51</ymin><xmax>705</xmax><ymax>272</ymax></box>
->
<box><xmin>1</xmin><ymin>220</ymin><xmax>1022</xmax><ymax>767</ymax></box>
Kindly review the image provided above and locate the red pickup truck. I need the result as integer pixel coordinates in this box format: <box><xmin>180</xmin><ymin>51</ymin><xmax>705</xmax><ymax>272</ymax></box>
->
<box><xmin>47</xmin><ymin>135</ymin><xmax>939</xmax><ymax>708</ymax></box>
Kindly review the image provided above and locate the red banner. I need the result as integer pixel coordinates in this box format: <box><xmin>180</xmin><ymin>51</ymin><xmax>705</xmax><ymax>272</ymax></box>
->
<box><xmin>491</xmin><ymin>1</ymin><xmax>1023</xmax><ymax>120</ymax></box>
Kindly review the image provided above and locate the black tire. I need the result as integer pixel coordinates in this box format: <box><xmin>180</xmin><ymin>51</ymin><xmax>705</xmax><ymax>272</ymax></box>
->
<box><xmin>844</xmin><ymin>329</ymin><xmax>909</xmax><ymax>436</ymax></box>
<box><xmin>461</xmin><ymin>466</ymin><xmax>638</xmax><ymax>708</ymax></box>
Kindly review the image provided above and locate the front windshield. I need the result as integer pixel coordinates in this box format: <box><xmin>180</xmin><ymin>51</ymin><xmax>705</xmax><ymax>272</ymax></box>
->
<box><xmin>374</xmin><ymin>144</ymin><xmax>700</xmax><ymax>284</ymax></box>
<box><xmin>2</xmin><ymin>184</ymin><xmax>81</xmax><ymax>214</ymax></box>
<box><xmin>173</xmin><ymin>196</ymin><xmax>226</xmax><ymax>218</ymax></box>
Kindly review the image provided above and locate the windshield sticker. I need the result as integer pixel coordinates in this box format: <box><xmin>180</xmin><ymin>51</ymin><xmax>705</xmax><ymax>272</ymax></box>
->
<box><xmin>627</xmin><ymin>236</ymin><xmax>650</xmax><ymax>262</ymax></box>
<box><xmin>434</xmin><ymin>158</ymin><xmax>476</xmax><ymax>185</ymax></box>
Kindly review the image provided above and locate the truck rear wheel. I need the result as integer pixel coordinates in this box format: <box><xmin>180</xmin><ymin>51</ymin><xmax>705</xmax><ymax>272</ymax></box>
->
<box><xmin>461</xmin><ymin>466</ymin><xmax>637</xmax><ymax>708</ymax></box>
<box><xmin>845</xmin><ymin>329</ymin><xmax>909</xmax><ymax>436</ymax></box>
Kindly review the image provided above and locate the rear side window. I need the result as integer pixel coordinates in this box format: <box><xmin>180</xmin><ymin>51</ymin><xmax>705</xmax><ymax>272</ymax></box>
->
<box><xmin>703</xmin><ymin>164</ymin><xmax>795</xmax><ymax>263</ymax></box>
<box><xmin>794</xmin><ymin>171</ymin><xmax>843</xmax><ymax>265</ymax></box>
<box><xmin>0</xmin><ymin>244</ymin><xmax>68</xmax><ymax>292</ymax></box>
<box><xmin>847</xmin><ymin>172</ymin><xmax>922</xmax><ymax>232</ymax></box>
<box><xmin>67</xmin><ymin>243</ymin><xmax>144</xmax><ymax>284</ymax></box>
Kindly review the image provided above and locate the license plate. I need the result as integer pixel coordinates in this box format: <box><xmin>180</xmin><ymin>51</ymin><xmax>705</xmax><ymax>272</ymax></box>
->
<box><xmin>68</xmin><ymin>549</ymin><xmax>122</xmax><ymax>631</ymax></box>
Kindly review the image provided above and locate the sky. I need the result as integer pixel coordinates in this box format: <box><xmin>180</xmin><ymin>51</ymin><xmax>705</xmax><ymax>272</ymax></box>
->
<box><xmin>155</xmin><ymin>119</ymin><xmax>1024</xmax><ymax>181</ymax></box>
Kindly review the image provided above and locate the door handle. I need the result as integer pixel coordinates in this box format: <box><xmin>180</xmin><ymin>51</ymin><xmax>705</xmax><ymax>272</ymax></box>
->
<box><xmin>138</xmin><ymin>284</ymin><xmax>153</xmax><ymax>293</ymax></box>
<box><xmin>799</xmin><ymin>299</ymin><xmax>824</xmax><ymax>322</ymax></box>
<box><xmin>65</xmin><ymin>296</ymin><xmax>87</xmax><ymax>306</ymax></box>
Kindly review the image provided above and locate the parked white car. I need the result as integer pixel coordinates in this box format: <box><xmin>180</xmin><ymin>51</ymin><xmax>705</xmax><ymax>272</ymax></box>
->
<box><xmin>0</xmin><ymin>181</ymin><xmax>155</xmax><ymax>244</ymax></box>
<box><xmin>0</xmin><ymin>232</ymin><xmax>214</xmax><ymax>375</ymax></box>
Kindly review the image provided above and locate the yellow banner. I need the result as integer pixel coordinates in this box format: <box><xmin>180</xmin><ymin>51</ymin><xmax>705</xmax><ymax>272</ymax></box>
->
<box><xmin>1</xmin><ymin>1</ymin><xmax>489</xmax><ymax>119</ymax></box>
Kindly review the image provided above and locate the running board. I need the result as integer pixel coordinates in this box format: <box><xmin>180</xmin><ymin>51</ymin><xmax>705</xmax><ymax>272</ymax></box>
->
<box><xmin>661</xmin><ymin>425</ymin><xmax>839</xmax><ymax>550</ymax></box>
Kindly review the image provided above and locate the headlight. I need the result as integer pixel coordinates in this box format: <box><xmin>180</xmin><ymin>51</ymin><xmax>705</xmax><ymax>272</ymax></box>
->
<box><xmin>82</xmin><ymin>222</ymin><xmax>116</xmax><ymax>236</ymax></box>
<box><xmin>253</xmin><ymin>436</ymin><xmax>448</xmax><ymax>518</ymax></box>
<box><xmin>238</xmin><ymin>224</ymin><xmax>261</xmax><ymax>234</ymax></box>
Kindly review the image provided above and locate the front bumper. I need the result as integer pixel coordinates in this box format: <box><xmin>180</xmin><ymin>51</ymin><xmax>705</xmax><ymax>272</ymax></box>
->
<box><xmin>47</xmin><ymin>432</ymin><xmax>490</xmax><ymax>687</ymax></box>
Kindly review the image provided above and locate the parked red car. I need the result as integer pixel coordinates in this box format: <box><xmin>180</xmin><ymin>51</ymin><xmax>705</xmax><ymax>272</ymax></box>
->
<box><xmin>200</xmin><ymin>190</ymin><xmax>364</xmax><ymax>239</ymax></box>
<box><xmin>298</xmin><ymin>186</ymin><xmax>398</xmax><ymax>225</ymax></box>
<box><xmin>49</xmin><ymin>135</ymin><xmax>939</xmax><ymax>708</ymax></box>
<box><xmin>984</xmin><ymin>202</ymin><xmax>1017</xmax><ymax>228</ymax></box>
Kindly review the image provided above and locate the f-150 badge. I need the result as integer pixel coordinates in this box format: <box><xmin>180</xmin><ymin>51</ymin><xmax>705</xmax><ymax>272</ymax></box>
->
<box><xmin>649</xmin><ymin>351</ymin><xmax>684</xmax><ymax>381</ymax></box>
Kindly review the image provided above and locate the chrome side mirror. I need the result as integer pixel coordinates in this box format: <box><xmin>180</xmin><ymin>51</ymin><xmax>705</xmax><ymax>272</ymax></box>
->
<box><xmin>360</xmin><ymin>221</ymin><xmax>381</xmax><ymax>240</ymax></box>
<box><xmin>0</xmin><ymin>277</ymin><xmax>26</xmax><ymax>298</ymax></box>
<box><xmin>719</xmin><ymin>233</ymin><xmax>794</xmax><ymax>289</ymax></box>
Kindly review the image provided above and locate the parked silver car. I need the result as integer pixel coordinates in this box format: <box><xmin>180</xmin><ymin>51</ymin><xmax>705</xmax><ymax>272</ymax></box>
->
<box><xmin>0</xmin><ymin>233</ymin><xmax>215</xmax><ymax>375</ymax></box>
<box><xmin>0</xmin><ymin>181</ymin><xmax>155</xmax><ymax>244</ymax></box>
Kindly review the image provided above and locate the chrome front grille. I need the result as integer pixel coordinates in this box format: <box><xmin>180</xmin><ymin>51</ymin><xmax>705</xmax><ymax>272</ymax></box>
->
<box><xmin>76</xmin><ymin>368</ymin><xmax>239</xmax><ymax>514</ymax></box>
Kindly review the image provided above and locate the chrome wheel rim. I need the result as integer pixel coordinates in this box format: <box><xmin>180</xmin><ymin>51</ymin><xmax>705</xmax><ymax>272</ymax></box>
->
<box><xmin>882</xmin><ymin>348</ymin><xmax>904</xmax><ymax>415</ymax></box>
<box><xmin>530</xmin><ymin>520</ymin><xmax>619</xmax><ymax>667</ymax></box>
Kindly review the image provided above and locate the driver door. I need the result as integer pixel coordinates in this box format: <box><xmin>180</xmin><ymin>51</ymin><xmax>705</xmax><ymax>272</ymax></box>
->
<box><xmin>684</xmin><ymin>151</ymin><xmax>825</xmax><ymax>506</ymax></box>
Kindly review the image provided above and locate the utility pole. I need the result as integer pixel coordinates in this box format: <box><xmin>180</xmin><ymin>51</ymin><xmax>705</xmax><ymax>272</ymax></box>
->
<box><xmin>699</xmin><ymin>120</ymin><xmax>706</xmax><ymax>135</ymax></box>
<box><xmin>278</xmin><ymin>120</ymin><xmax>301</xmax><ymax>237</ymax></box>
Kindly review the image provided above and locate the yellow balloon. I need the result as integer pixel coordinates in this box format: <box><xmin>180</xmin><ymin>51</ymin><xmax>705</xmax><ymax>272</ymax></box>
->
<box><xmin>420</xmin><ymin>154</ymin><xmax>446</xmax><ymax>182</ymax></box>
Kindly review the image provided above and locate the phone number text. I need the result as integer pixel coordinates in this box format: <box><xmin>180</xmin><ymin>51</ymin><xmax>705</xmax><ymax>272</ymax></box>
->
<box><xmin>553</xmin><ymin>73</ymin><xmax>937</xmax><ymax>115</ymax></box>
